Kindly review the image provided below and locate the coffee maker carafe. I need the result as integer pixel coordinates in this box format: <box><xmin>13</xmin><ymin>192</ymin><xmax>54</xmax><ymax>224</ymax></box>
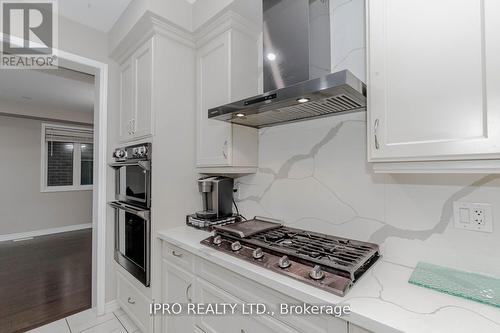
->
<box><xmin>196</xmin><ymin>176</ymin><xmax>234</xmax><ymax>220</ymax></box>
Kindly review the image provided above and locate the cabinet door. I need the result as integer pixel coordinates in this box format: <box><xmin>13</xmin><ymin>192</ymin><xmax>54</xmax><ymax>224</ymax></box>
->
<box><xmin>119</xmin><ymin>58</ymin><xmax>134</xmax><ymax>142</ymax></box>
<box><xmin>367</xmin><ymin>0</ymin><xmax>500</xmax><ymax>162</ymax></box>
<box><xmin>196</xmin><ymin>32</ymin><xmax>233</xmax><ymax>167</ymax></box>
<box><xmin>162</xmin><ymin>260</ymin><xmax>195</xmax><ymax>333</ymax></box>
<box><xmin>133</xmin><ymin>38</ymin><xmax>154</xmax><ymax>139</ymax></box>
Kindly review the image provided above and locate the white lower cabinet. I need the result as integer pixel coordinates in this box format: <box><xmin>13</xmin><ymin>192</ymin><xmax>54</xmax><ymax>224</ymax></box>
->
<box><xmin>162</xmin><ymin>260</ymin><xmax>195</xmax><ymax>333</ymax></box>
<box><xmin>161</xmin><ymin>240</ymin><xmax>349</xmax><ymax>333</ymax></box>
<box><xmin>116</xmin><ymin>271</ymin><xmax>153</xmax><ymax>333</ymax></box>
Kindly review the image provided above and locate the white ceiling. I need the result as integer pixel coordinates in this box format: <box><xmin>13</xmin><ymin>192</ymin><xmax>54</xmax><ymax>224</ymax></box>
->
<box><xmin>58</xmin><ymin>0</ymin><xmax>133</xmax><ymax>32</ymax></box>
<box><xmin>58</xmin><ymin>0</ymin><xmax>199</xmax><ymax>32</ymax></box>
<box><xmin>0</xmin><ymin>69</ymin><xmax>95</xmax><ymax>114</ymax></box>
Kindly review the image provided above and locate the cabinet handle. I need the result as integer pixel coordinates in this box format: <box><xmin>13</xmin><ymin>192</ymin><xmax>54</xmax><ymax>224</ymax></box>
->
<box><xmin>171</xmin><ymin>250</ymin><xmax>182</xmax><ymax>258</ymax></box>
<box><xmin>128</xmin><ymin>119</ymin><xmax>134</xmax><ymax>135</ymax></box>
<box><xmin>374</xmin><ymin>119</ymin><xmax>380</xmax><ymax>150</ymax></box>
<box><xmin>222</xmin><ymin>140</ymin><xmax>228</xmax><ymax>159</ymax></box>
<box><xmin>186</xmin><ymin>283</ymin><xmax>192</xmax><ymax>303</ymax></box>
<box><xmin>127</xmin><ymin>297</ymin><xmax>136</xmax><ymax>305</ymax></box>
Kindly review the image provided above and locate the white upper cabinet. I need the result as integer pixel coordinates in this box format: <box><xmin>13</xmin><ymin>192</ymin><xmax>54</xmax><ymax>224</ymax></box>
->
<box><xmin>367</xmin><ymin>0</ymin><xmax>500</xmax><ymax>170</ymax></box>
<box><xmin>119</xmin><ymin>58</ymin><xmax>134</xmax><ymax>141</ymax></box>
<box><xmin>195</xmin><ymin>12</ymin><xmax>259</xmax><ymax>174</ymax></box>
<box><xmin>118</xmin><ymin>37</ymin><xmax>154</xmax><ymax>143</ymax></box>
<box><xmin>197</xmin><ymin>31</ymin><xmax>233</xmax><ymax>167</ymax></box>
<box><xmin>133</xmin><ymin>39</ymin><xmax>154</xmax><ymax>139</ymax></box>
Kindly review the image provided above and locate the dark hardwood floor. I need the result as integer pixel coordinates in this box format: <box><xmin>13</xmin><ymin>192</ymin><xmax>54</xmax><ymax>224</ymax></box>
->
<box><xmin>0</xmin><ymin>229</ymin><xmax>92</xmax><ymax>333</ymax></box>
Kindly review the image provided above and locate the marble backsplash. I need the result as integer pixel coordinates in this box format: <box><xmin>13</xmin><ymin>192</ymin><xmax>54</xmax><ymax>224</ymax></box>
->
<box><xmin>236</xmin><ymin>111</ymin><xmax>500</xmax><ymax>278</ymax></box>
<box><xmin>236</xmin><ymin>0</ymin><xmax>500</xmax><ymax>278</ymax></box>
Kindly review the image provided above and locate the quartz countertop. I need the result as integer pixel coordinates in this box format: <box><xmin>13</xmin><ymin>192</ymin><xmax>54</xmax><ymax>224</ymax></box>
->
<box><xmin>157</xmin><ymin>226</ymin><xmax>500</xmax><ymax>333</ymax></box>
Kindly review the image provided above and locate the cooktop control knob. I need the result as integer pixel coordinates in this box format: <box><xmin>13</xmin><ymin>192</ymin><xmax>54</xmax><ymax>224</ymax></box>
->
<box><xmin>231</xmin><ymin>241</ymin><xmax>242</xmax><ymax>251</ymax></box>
<box><xmin>252</xmin><ymin>248</ymin><xmax>264</xmax><ymax>260</ymax></box>
<box><xmin>309</xmin><ymin>265</ymin><xmax>325</xmax><ymax>280</ymax></box>
<box><xmin>213</xmin><ymin>235</ymin><xmax>222</xmax><ymax>245</ymax></box>
<box><xmin>278</xmin><ymin>255</ymin><xmax>291</xmax><ymax>269</ymax></box>
<box><xmin>132</xmin><ymin>147</ymin><xmax>139</xmax><ymax>156</ymax></box>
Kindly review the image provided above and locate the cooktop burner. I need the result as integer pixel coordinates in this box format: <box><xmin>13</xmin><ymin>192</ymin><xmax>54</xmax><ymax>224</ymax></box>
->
<box><xmin>200</xmin><ymin>217</ymin><xmax>380</xmax><ymax>296</ymax></box>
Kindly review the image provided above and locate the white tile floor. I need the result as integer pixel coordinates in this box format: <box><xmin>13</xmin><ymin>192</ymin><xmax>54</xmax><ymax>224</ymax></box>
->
<box><xmin>27</xmin><ymin>308</ymin><xmax>141</xmax><ymax>333</ymax></box>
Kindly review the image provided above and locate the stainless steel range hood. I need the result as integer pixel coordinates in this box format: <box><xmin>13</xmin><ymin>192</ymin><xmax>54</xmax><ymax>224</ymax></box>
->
<box><xmin>209</xmin><ymin>0</ymin><xmax>367</xmax><ymax>129</ymax></box>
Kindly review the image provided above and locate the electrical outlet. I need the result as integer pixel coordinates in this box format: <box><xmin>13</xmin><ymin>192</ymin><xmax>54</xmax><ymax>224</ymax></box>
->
<box><xmin>453</xmin><ymin>201</ymin><xmax>493</xmax><ymax>233</ymax></box>
<box><xmin>233</xmin><ymin>183</ymin><xmax>241</xmax><ymax>202</ymax></box>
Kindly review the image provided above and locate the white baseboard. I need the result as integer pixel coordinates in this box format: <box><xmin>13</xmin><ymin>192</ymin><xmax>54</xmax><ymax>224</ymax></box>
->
<box><xmin>0</xmin><ymin>223</ymin><xmax>92</xmax><ymax>242</ymax></box>
<box><xmin>104</xmin><ymin>300</ymin><xmax>120</xmax><ymax>314</ymax></box>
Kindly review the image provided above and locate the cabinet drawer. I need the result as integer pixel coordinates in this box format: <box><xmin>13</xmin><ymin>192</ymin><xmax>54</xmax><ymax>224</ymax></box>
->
<box><xmin>162</xmin><ymin>242</ymin><xmax>194</xmax><ymax>272</ymax></box>
<box><xmin>196</xmin><ymin>278</ymin><xmax>300</xmax><ymax>333</ymax></box>
<box><xmin>349</xmin><ymin>323</ymin><xmax>373</xmax><ymax>333</ymax></box>
<box><xmin>199</xmin><ymin>260</ymin><xmax>346</xmax><ymax>333</ymax></box>
<box><xmin>117</xmin><ymin>271</ymin><xmax>152</xmax><ymax>333</ymax></box>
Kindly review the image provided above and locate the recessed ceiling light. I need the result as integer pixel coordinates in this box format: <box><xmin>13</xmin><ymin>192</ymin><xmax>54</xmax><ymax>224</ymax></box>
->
<box><xmin>235</xmin><ymin>113</ymin><xmax>246</xmax><ymax>118</ymax></box>
<box><xmin>266</xmin><ymin>53</ymin><xmax>277</xmax><ymax>61</ymax></box>
<box><xmin>297</xmin><ymin>97</ymin><xmax>310</xmax><ymax>103</ymax></box>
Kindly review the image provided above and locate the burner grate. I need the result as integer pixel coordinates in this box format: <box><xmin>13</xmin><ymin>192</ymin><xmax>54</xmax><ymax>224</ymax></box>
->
<box><xmin>249</xmin><ymin>227</ymin><xmax>379</xmax><ymax>281</ymax></box>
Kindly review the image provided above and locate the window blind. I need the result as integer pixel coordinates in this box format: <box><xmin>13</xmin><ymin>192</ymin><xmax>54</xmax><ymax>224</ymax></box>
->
<box><xmin>45</xmin><ymin>125</ymin><xmax>93</xmax><ymax>144</ymax></box>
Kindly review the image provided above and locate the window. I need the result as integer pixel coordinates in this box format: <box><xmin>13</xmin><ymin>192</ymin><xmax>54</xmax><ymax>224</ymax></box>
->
<box><xmin>41</xmin><ymin>123</ymin><xmax>94</xmax><ymax>192</ymax></box>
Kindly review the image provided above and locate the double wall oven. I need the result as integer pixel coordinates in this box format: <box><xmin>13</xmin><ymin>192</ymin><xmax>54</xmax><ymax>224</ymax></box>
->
<box><xmin>109</xmin><ymin>143</ymin><xmax>151</xmax><ymax>287</ymax></box>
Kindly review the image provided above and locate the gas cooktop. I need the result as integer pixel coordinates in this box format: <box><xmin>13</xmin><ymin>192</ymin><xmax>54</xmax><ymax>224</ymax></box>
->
<box><xmin>200</xmin><ymin>216</ymin><xmax>380</xmax><ymax>297</ymax></box>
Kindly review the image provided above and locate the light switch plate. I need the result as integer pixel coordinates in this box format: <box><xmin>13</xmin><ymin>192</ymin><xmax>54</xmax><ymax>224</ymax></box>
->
<box><xmin>453</xmin><ymin>201</ymin><xmax>493</xmax><ymax>233</ymax></box>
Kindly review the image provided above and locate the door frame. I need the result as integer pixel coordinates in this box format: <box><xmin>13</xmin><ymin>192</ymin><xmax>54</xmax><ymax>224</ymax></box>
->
<box><xmin>0</xmin><ymin>35</ymin><xmax>109</xmax><ymax>314</ymax></box>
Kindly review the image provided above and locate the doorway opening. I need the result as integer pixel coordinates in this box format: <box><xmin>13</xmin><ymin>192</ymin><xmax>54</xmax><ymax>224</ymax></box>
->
<box><xmin>0</xmin><ymin>67</ymin><xmax>95</xmax><ymax>332</ymax></box>
<box><xmin>0</xmin><ymin>34</ymin><xmax>108</xmax><ymax>332</ymax></box>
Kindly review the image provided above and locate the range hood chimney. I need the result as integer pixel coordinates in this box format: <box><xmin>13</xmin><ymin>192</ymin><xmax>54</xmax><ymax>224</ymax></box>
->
<box><xmin>208</xmin><ymin>0</ymin><xmax>366</xmax><ymax>129</ymax></box>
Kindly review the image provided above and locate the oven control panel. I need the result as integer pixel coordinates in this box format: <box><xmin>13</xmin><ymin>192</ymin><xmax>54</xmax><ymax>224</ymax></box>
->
<box><xmin>113</xmin><ymin>143</ymin><xmax>151</xmax><ymax>161</ymax></box>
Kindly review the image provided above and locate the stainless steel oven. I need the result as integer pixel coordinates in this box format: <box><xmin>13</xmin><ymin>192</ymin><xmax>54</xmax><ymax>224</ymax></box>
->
<box><xmin>111</xmin><ymin>143</ymin><xmax>151</xmax><ymax>208</ymax></box>
<box><xmin>109</xmin><ymin>143</ymin><xmax>152</xmax><ymax>287</ymax></box>
<box><xmin>110</xmin><ymin>201</ymin><xmax>150</xmax><ymax>286</ymax></box>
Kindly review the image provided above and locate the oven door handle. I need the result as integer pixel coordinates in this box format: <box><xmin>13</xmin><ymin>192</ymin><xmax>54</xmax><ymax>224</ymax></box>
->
<box><xmin>108</xmin><ymin>201</ymin><xmax>150</xmax><ymax>221</ymax></box>
<box><xmin>109</xmin><ymin>160</ymin><xmax>150</xmax><ymax>171</ymax></box>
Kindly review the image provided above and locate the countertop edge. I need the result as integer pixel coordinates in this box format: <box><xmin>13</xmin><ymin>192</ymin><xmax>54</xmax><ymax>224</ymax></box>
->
<box><xmin>157</xmin><ymin>228</ymin><xmax>403</xmax><ymax>333</ymax></box>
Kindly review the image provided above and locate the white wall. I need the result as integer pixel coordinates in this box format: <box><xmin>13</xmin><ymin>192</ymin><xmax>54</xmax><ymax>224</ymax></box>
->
<box><xmin>0</xmin><ymin>98</ymin><xmax>93</xmax><ymax>124</ymax></box>
<box><xmin>0</xmin><ymin>115</ymin><xmax>93</xmax><ymax>235</ymax></box>
<box><xmin>57</xmin><ymin>15</ymin><xmax>120</xmax><ymax>304</ymax></box>
<box><xmin>236</xmin><ymin>0</ymin><xmax>500</xmax><ymax>278</ymax></box>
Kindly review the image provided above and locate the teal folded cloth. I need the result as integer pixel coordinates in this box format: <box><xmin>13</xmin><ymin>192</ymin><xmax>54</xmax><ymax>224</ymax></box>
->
<box><xmin>409</xmin><ymin>262</ymin><xmax>500</xmax><ymax>308</ymax></box>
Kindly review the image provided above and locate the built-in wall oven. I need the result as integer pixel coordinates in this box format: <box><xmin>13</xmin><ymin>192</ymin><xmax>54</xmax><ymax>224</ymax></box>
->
<box><xmin>111</xmin><ymin>143</ymin><xmax>151</xmax><ymax>208</ymax></box>
<box><xmin>109</xmin><ymin>143</ymin><xmax>151</xmax><ymax>287</ymax></box>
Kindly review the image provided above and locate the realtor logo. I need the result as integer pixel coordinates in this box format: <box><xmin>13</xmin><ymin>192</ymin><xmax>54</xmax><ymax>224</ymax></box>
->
<box><xmin>1</xmin><ymin>0</ymin><xmax>58</xmax><ymax>68</ymax></box>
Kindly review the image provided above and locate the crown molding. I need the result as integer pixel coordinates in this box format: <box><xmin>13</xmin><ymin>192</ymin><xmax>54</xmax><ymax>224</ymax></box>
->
<box><xmin>194</xmin><ymin>10</ymin><xmax>260</xmax><ymax>48</ymax></box>
<box><xmin>110</xmin><ymin>11</ymin><xmax>195</xmax><ymax>64</ymax></box>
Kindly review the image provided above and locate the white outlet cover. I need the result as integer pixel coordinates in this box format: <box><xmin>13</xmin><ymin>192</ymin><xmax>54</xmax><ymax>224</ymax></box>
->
<box><xmin>453</xmin><ymin>201</ymin><xmax>493</xmax><ymax>233</ymax></box>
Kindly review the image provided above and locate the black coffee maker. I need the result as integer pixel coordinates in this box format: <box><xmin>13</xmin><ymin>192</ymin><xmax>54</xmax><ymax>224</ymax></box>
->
<box><xmin>196</xmin><ymin>176</ymin><xmax>234</xmax><ymax>220</ymax></box>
